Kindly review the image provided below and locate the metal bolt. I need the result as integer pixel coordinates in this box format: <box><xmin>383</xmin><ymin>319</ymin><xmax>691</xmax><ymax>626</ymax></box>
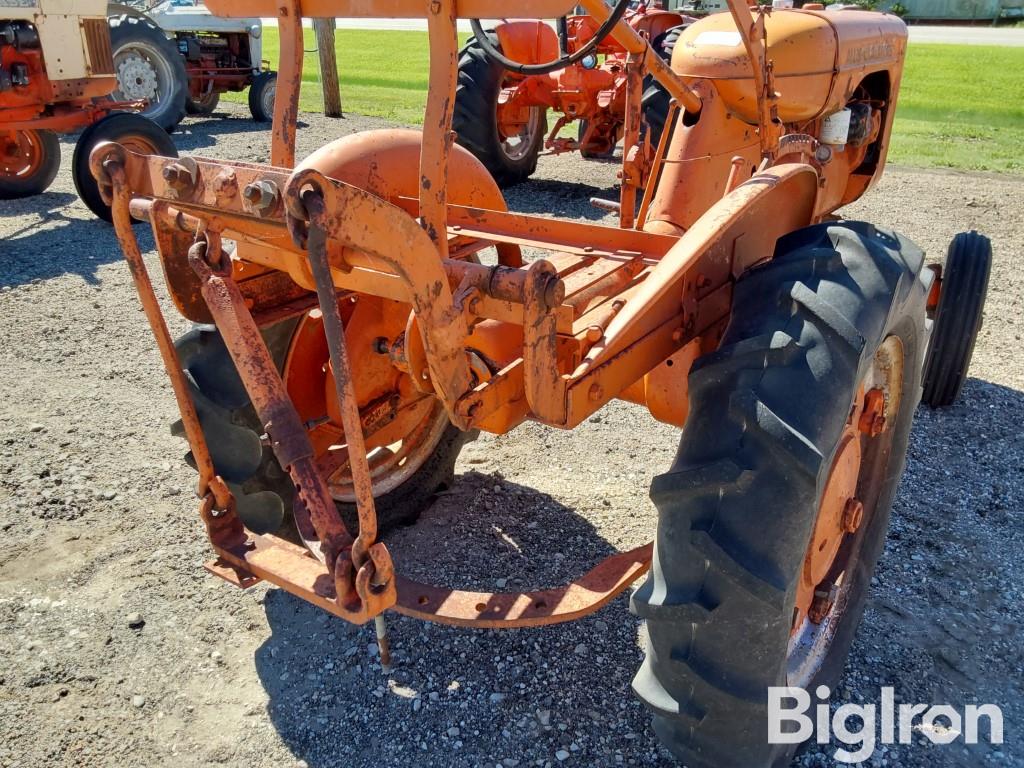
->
<box><xmin>162</xmin><ymin>161</ymin><xmax>196</xmax><ymax>192</ymax></box>
<box><xmin>586</xmin><ymin>325</ymin><xmax>603</xmax><ymax>343</ymax></box>
<box><xmin>841</xmin><ymin>498</ymin><xmax>864</xmax><ymax>534</ymax></box>
<box><xmin>242</xmin><ymin>179</ymin><xmax>279</xmax><ymax>214</ymax></box>
<box><xmin>858</xmin><ymin>388</ymin><xmax>887</xmax><ymax>437</ymax></box>
<box><xmin>808</xmin><ymin>585</ymin><xmax>838</xmax><ymax>624</ymax></box>
<box><xmin>212</xmin><ymin>169</ymin><xmax>237</xmax><ymax>199</ymax></box>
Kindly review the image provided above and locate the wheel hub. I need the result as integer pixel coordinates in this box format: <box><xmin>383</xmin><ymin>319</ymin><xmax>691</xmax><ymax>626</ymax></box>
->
<box><xmin>117</xmin><ymin>55</ymin><xmax>159</xmax><ymax>101</ymax></box>
<box><xmin>0</xmin><ymin>131</ymin><xmax>40</xmax><ymax>176</ymax></box>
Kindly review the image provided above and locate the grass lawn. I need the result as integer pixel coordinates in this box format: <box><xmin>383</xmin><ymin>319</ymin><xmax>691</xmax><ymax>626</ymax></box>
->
<box><xmin>230</xmin><ymin>29</ymin><xmax>1023</xmax><ymax>174</ymax></box>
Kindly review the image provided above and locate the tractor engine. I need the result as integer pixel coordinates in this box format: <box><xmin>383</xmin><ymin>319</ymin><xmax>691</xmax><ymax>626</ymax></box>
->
<box><xmin>646</xmin><ymin>7</ymin><xmax>908</xmax><ymax>232</ymax></box>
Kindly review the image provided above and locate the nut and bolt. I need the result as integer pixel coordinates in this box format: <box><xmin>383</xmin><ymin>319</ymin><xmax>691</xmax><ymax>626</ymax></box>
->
<box><xmin>841</xmin><ymin>498</ymin><xmax>864</xmax><ymax>534</ymax></box>
<box><xmin>242</xmin><ymin>179</ymin><xmax>280</xmax><ymax>215</ymax></box>
<box><xmin>808</xmin><ymin>585</ymin><xmax>839</xmax><ymax>624</ymax></box>
<box><xmin>162</xmin><ymin>161</ymin><xmax>196</xmax><ymax>192</ymax></box>
<box><xmin>858</xmin><ymin>388</ymin><xmax>887</xmax><ymax>437</ymax></box>
<box><xmin>212</xmin><ymin>169</ymin><xmax>237</xmax><ymax>199</ymax></box>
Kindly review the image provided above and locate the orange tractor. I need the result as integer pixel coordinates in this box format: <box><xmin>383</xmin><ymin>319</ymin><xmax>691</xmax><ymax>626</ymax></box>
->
<box><xmin>93</xmin><ymin>0</ymin><xmax>991</xmax><ymax>764</ymax></box>
<box><xmin>453</xmin><ymin>2</ymin><xmax>694</xmax><ymax>186</ymax></box>
<box><xmin>0</xmin><ymin>0</ymin><xmax>176</xmax><ymax>216</ymax></box>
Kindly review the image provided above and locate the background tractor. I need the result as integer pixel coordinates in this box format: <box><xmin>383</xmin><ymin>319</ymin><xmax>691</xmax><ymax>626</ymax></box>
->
<box><xmin>0</xmin><ymin>0</ymin><xmax>175</xmax><ymax>213</ymax></box>
<box><xmin>453</xmin><ymin>2</ymin><xmax>694</xmax><ymax>186</ymax></box>
<box><xmin>108</xmin><ymin>1</ymin><xmax>276</xmax><ymax>130</ymax></box>
<box><xmin>93</xmin><ymin>0</ymin><xmax>992</xmax><ymax>765</ymax></box>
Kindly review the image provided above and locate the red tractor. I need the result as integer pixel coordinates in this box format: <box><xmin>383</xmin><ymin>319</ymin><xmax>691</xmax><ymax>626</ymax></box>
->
<box><xmin>453</xmin><ymin>2</ymin><xmax>694</xmax><ymax>186</ymax></box>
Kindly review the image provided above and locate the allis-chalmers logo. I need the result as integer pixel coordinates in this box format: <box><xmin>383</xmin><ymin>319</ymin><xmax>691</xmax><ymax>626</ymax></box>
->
<box><xmin>845</xmin><ymin>40</ymin><xmax>897</xmax><ymax>66</ymax></box>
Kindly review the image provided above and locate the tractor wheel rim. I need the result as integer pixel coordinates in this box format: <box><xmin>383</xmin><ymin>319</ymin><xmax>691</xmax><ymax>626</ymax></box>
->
<box><xmin>114</xmin><ymin>43</ymin><xmax>172</xmax><ymax>104</ymax></box>
<box><xmin>787</xmin><ymin>334</ymin><xmax>905</xmax><ymax>689</ymax></box>
<box><xmin>496</xmin><ymin>103</ymin><xmax>543</xmax><ymax>162</ymax></box>
<box><xmin>326</xmin><ymin>403</ymin><xmax>450</xmax><ymax>502</ymax></box>
<box><xmin>0</xmin><ymin>131</ymin><xmax>44</xmax><ymax>177</ymax></box>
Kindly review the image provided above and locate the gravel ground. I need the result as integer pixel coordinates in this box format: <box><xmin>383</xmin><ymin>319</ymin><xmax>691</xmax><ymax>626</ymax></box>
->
<box><xmin>0</xmin><ymin>104</ymin><xmax>1021</xmax><ymax>768</ymax></box>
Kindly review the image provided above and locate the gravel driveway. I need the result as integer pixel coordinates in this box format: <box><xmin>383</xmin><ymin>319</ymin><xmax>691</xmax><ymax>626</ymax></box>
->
<box><xmin>0</xmin><ymin>105</ymin><xmax>1020</xmax><ymax>768</ymax></box>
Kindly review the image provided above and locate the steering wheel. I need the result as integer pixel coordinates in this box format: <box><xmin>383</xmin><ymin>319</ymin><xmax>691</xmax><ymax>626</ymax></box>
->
<box><xmin>469</xmin><ymin>0</ymin><xmax>633</xmax><ymax>76</ymax></box>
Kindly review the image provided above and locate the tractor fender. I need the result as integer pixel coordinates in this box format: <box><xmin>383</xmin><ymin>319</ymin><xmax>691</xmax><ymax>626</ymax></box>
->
<box><xmin>294</xmin><ymin>128</ymin><xmax>509</xmax><ymax>214</ymax></box>
<box><xmin>491</xmin><ymin>21</ymin><xmax>560</xmax><ymax>69</ymax></box>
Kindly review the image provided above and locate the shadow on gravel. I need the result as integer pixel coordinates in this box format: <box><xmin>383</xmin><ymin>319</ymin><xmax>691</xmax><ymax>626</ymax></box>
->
<box><xmin>172</xmin><ymin>117</ymin><xmax>311</xmax><ymax>152</ymax></box>
<box><xmin>505</xmin><ymin>177</ymin><xmax>622</xmax><ymax>222</ymax></box>
<box><xmin>0</xmin><ymin>206</ymin><xmax>140</xmax><ymax>288</ymax></box>
<box><xmin>254</xmin><ymin>470</ymin><xmax>653</xmax><ymax>767</ymax></box>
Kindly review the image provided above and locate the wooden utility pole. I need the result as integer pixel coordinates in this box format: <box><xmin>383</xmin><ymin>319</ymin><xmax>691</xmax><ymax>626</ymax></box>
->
<box><xmin>313</xmin><ymin>18</ymin><xmax>342</xmax><ymax>117</ymax></box>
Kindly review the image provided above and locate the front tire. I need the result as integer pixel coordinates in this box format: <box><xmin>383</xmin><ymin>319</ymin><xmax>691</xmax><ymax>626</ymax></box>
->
<box><xmin>0</xmin><ymin>129</ymin><xmax>60</xmax><ymax>199</ymax></box>
<box><xmin>109</xmin><ymin>14</ymin><xmax>188</xmax><ymax>131</ymax></box>
<box><xmin>633</xmin><ymin>222</ymin><xmax>928</xmax><ymax>767</ymax></box>
<box><xmin>453</xmin><ymin>33</ymin><xmax>544</xmax><ymax>187</ymax></box>
<box><xmin>248</xmin><ymin>71</ymin><xmax>277</xmax><ymax>123</ymax></box>
<box><xmin>72</xmin><ymin>112</ymin><xmax>179</xmax><ymax>222</ymax></box>
<box><xmin>921</xmin><ymin>231</ymin><xmax>992</xmax><ymax>408</ymax></box>
<box><xmin>641</xmin><ymin>25</ymin><xmax>688</xmax><ymax>150</ymax></box>
<box><xmin>172</xmin><ymin>319</ymin><xmax>474</xmax><ymax>540</ymax></box>
<box><xmin>186</xmin><ymin>89</ymin><xmax>221</xmax><ymax>116</ymax></box>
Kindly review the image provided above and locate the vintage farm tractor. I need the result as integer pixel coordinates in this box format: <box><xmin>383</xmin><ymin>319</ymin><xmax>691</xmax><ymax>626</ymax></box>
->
<box><xmin>452</xmin><ymin>2</ymin><xmax>694</xmax><ymax>186</ymax></box>
<box><xmin>0</xmin><ymin>0</ymin><xmax>176</xmax><ymax>216</ymax></box>
<box><xmin>93</xmin><ymin>0</ymin><xmax>991</xmax><ymax>764</ymax></box>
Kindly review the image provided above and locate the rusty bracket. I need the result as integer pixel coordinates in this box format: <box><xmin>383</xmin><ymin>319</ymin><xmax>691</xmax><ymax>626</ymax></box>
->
<box><xmin>93</xmin><ymin>145</ymin><xmax>246</xmax><ymax>552</ymax></box>
<box><xmin>185</xmin><ymin>235</ymin><xmax>396</xmax><ymax>624</ymax></box>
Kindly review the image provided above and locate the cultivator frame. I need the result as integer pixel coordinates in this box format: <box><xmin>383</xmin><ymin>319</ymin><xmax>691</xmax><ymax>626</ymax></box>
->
<box><xmin>93</xmin><ymin>0</ymin><xmax>899</xmax><ymax>630</ymax></box>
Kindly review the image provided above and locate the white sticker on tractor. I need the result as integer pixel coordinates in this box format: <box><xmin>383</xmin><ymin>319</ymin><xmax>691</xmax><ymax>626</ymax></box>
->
<box><xmin>692</xmin><ymin>30</ymin><xmax>743</xmax><ymax>47</ymax></box>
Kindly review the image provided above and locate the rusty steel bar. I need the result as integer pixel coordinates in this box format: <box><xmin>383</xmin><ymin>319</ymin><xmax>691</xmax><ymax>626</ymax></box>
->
<box><xmin>271</xmin><ymin>0</ymin><xmax>303</xmax><ymax>168</ymax></box>
<box><xmin>619</xmin><ymin>51</ymin><xmax>644</xmax><ymax>229</ymax></box>
<box><xmin>419</xmin><ymin>0</ymin><xmax>458</xmax><ymax>256</ymax></box>
<box><xmin>188</xmin><ymin>243</ymin><xmax>355</xmax><ymax>570</ymax></box>
<box><xmin>101</xmin><ymin>159</ymin><xmax>235</xmax><ymax>516</ymax></box>
<box><xmin>304</xmin><ymin>192</ymin><xmax>380</xmax><ymax>562</ymax></box>
<box><xmin>636</xmin><ymin>99</ymin><xmax>679</xmax><ymax>228</ymax></box>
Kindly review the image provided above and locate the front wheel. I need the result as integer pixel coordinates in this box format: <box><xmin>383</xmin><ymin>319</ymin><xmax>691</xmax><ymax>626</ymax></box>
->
<box><xmin>248</xmin><ymin>71</ymin><xmax>277</xmax><ymax>123</ymax></box>
<box><xmin>632</xmin><ymin>222</ymin><xmax>929</xmax><ymax>767</ymax></box>
<box><xmin>0</xmin><ymin>129</ymin><xmax>61</xmax><ymax>199</ymax></box>
<box><xmin>72</xmin><ymin>112</ymin><xmax>179</xmax><ymax>222</ymax></box>
<box><xmin>186</xmin><ymin>89</ymin><xmax>221</xmax><ymax>116</ymax></box>
<box><xmin>453</xmin><ymin>33</ymin><xmax>544</xmax><ymax>187</ymax></box>
<box><xmin>172</xmin><ymin>305</ymin><xmax>475</xmax><ymax>543</ymax></box>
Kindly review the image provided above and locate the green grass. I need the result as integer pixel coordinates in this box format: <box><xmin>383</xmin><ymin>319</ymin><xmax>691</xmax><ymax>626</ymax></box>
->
<box><xmin>890</xmin><ymin>43</ymin><xmax>1023</xmax><ymax>173</ymax></box>
<box><xmin>229</xmin><ymin>29</ymin><xmax>1023</xmax><ymax>174</ymax></box>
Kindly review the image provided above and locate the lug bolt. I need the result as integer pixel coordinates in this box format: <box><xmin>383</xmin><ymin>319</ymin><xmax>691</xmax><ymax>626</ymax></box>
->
<box><xmin>808</xmin><ymin>585</ymin><xmax>838</xmax><ymax>624</ymax></box>
<box><xmin>841</xmin><ymin>498</ymin><xmax>864</xmax><ymax>533</ymax></box>
<box><xmin>858</xmin><ymin>388</ymin><xmax>887</xmax><ymax>437</ymax></box>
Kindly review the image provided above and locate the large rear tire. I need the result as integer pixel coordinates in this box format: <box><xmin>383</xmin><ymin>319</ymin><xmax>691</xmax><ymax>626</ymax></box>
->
<box><xmin>72</xmin><ymin>112</ymin><xmax>178</xmax><ymax>222</ymax></box>
<box><xmin>453</xmin><ymin>33</ymin><xmax>544</xmax><ymax>187</ymax></box>
<box><xmin>921</xmin><ymin>231</ymin><xmax>991</xmax><ymax>408</ymax></box>
<box><xmin>0</xmin><ymin>129</ymin><xmax>60</xmax><ymax>199</ymax></box>
<box><xmin>632</xmin><ymin>222</ymin><xmax>928</xmax><ymax>767</ymax></box>
<box><xmin>172</xmin><ymin>318</ymin><xmax>474</xmax><ymax>539</ymax></box>
<box><xmin>109</xmin><ymin>14</ymin><xmax>188</xmax><ymax>131</ymax></box>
